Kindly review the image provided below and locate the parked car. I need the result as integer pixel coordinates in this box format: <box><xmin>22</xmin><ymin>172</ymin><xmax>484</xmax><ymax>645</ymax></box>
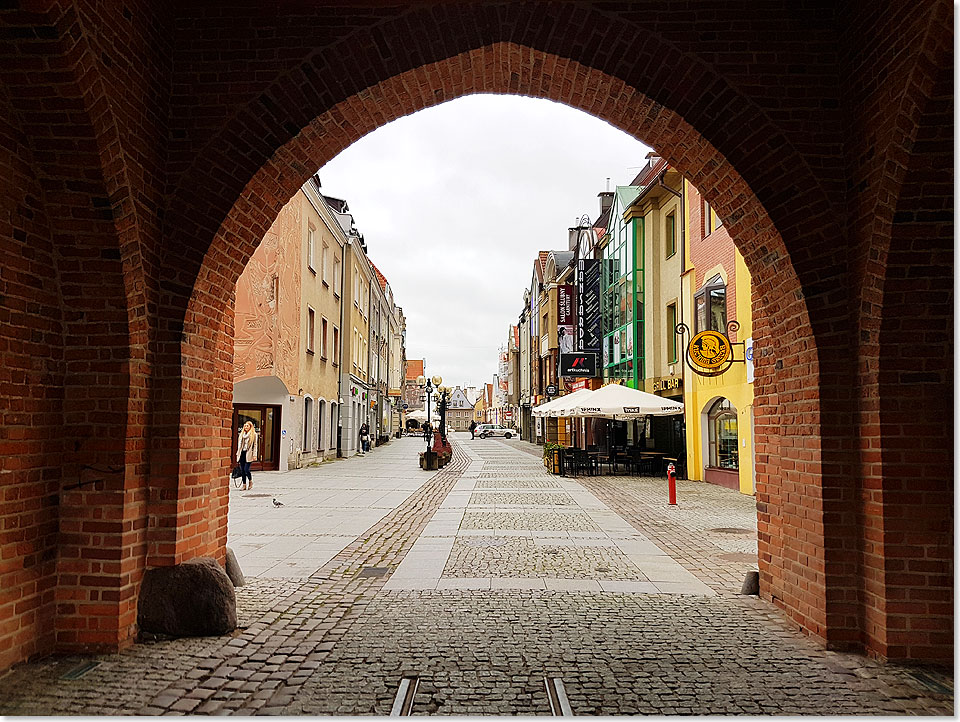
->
<box><xmin>476</xmin><ymin>423</ymin><xmax>515</xmax><ymax>439</ymax></box>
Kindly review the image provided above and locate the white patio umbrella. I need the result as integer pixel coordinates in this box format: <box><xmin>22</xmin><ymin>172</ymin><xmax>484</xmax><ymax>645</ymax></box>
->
<box><xmin>406</xmin><ymin>409</ymin><xmax>430</xmax><ymax>422</ymax></box>
<box><xmin>531</xmin><ymin>388</ymin><xmax>594</xmax><ymax>417</ymax></box>
<box><xmin>568</xmin><ymin>383</ymin><xmax>684</xmax><ymax>419</ymax></box>
<box><xmin>544</xmin><ymin>388</ymin><xmax>598</xmax><ymax>417</ymax></box>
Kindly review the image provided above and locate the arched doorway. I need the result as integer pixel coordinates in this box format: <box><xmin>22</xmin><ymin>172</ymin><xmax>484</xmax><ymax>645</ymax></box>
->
<box><xmin>702</xmin><ymin>398</ymin><xmax>739</xmax><ymax>490</ymax></box>
<box><xmin>0</xmin><ymin>1</ymin><xmax>950</xmax><ymax>669</ymax></box>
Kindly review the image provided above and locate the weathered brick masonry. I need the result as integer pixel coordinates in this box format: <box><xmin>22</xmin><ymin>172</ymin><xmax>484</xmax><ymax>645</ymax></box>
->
<box><xmin>0</xmin><ymin>1</ymin><xmax>951</xmax><ymax>670</ymax></box>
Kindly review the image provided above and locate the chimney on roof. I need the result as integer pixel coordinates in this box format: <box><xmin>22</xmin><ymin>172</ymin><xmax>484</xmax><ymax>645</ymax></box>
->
<box><xmin>598</xmin><ymin>191</ymin><xmax>614</xmax><ymax>216</ymax></box>
<box><xmin>568</xmin><ymin>227</ymin><xmax>579</xmax><ymax>250</ymax></box>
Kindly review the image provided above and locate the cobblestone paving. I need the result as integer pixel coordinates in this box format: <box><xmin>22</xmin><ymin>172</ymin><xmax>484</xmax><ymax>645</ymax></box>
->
<box><xmin>468</xmin><ymin>490</ymin><xmax>576</xmax><ymax>505</ymax></box>
<box><xmin>290</xmin><ymin>590</ymin><xmax>954</xmax><ymax>716</ymax></box>
<box><xmin>444</xmin><ymin>537</ymin><xmax>641</xmax><ymax>580</ymax></box>
<box><xmin>0</xmin><ymin>438</ymin><xmax>471</xmax><ymax>716</ymax></box>
<box><xmin>475</xmin><ymin>477</ymin><xmax>562</xmax><ymax>488</ymax></box>
<box><xmin>0</xmin><ymin>435</ymin><xmax>952</xmax><ymax>716</ymax></box>
<box><xmin>502</xmin><ymin>437</ymin><xmax>759</xmax><ymax>595</ymax></box>
<box><xmin>460</xmin><ymin>510</ymin><xmax>602</xmax><ymax>531</ymax></box>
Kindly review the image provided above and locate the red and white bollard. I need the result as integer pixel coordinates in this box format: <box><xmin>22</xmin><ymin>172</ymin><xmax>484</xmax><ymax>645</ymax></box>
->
<box><xmin>667</xmin><ymin>462</ymin><xmax>677</xmax><ymax>506</ymax></box>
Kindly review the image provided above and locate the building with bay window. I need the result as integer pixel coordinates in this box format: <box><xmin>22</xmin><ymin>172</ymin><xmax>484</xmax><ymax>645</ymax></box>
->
<box><xmin>680</xmin><ymin>182</ymin><xmax>755</xmax><ymax>494</ymax></box>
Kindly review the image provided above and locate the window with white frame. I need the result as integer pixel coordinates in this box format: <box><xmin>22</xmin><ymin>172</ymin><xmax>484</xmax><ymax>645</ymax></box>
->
<box><xmin>306</xmin><ymin>307</ymin><xmax>315</xmax><ymax>354</ymax></box>
<box><xmin>321</xmin><ymin>243</ymin><xmax>329</xmax><ymax>285</ymax></box>
<box><xmin>333</xmin><ymin>326</ymin><xmax>340</xmax><ymax>365</ymax></box>
<box><xmin>317</xmin><ymin>399</ymin><xmax>325</xmax><ymax>451</ymax></box>
<box><xmin>333</xmin><ymin>255</ymin><xmax>341</xmax><ymax>297</ymax></box>
<box><xmin>307</xmin><ymin>226</ymin><xmax>316</xmax><ymax>272</ymax></box>
<box><xmin>320</xmin><ymin>317</ymin><xmax>328</xmax><ymax>358</ymax></box>
<box><xmin>303</xmin><ymin>397</ymin><xmax>313</xmax><ymax>449</ymax></box>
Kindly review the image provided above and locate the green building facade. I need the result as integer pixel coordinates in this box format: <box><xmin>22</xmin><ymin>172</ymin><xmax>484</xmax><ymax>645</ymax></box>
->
<box><xmin>601</xmin><ymin>186</ymin><xmax>644</xmax><ymax>388</ymax></box>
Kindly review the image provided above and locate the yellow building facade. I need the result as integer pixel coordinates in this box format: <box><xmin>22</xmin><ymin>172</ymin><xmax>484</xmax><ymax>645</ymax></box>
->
<box><xmin>681</xmin><ymin>180</ymin><xmax>755</xmax><ymax>494</ymax></box>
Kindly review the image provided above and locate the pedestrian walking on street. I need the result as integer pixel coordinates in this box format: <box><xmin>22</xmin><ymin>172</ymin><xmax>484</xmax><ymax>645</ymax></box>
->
<box><xmin>359</xmin><ymin>423</ymin><xmax>370</xmax><ymax>454</ymax></box>
<box><xmin>422</xmin><ymin>421</ymin><xmax>432</xmax><ymax>441</ymax></box>
<box><xmin>236</xmin><ymin>420</ymin><xmax>258</xmax><ymax>490</ymax></box>
<box><xmin>469</xmin><ymin>419</ymin><xmax>477</xmax><ymax>439</ymax></box>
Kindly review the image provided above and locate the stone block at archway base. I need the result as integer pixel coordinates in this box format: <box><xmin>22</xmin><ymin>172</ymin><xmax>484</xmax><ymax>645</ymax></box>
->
<box><xmin>137</xmin><ymin>558</ymin><xmax>238</xmax><ymax>638</ymax></box>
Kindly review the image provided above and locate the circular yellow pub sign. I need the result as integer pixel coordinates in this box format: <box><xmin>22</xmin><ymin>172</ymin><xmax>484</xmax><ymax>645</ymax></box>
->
<box><xmin>689</xmin><ymin>330</ymin><xmax>731</xmax><ymax>369</ymax></box>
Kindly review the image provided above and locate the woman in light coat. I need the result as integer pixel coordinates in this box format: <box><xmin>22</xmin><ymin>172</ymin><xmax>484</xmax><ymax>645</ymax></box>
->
<box><xmin>237</xmin><ymin>420</ymin><xmax>258</xmax><ymax>490</ymax></box>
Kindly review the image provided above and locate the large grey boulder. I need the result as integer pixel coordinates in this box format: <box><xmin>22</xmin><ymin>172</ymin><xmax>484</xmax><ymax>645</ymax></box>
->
<box><xmin>225</xmin><ymin>546</ymin><xmax>245</xmax><ymax>587</ymax></box>
<box><xmin>137</xmin><ymin>557</ymin><xmax>237</xmax><ymax>637</ymax></box>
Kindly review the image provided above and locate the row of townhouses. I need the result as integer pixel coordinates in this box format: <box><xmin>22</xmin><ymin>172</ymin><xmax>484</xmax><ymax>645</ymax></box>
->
<box><xmin>488</xmin><ymin>154</ymin><xmax>756</xmax><ymax>495</ymax></box>
<box><xmin>232</xmin><ymin>175</ymin><xmax>407</xmax><ymax>470</ymax></box>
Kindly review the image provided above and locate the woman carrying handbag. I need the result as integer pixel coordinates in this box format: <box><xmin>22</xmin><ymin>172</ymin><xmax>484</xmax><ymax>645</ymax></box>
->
<box><xmin>236</xmin><ymin>420</ymin><xmax>258</xmax><ymax>490</ymax></box>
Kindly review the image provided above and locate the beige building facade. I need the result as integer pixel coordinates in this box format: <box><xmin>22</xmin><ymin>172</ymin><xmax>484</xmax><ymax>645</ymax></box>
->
<box><xmin>232</xmin><ymin>177</ymin><xmax>344</xmax><ymax>470</ymax></box>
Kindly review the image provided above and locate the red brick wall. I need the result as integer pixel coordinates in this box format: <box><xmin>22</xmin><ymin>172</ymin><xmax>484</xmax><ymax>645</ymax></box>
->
<box><xmin>687</xmin><ymin>187</ymin><xmax>739</xmax><ymax>337</ymax></box>
<box><xmin>0</xmin><ymin>0</ymin><xmax>951</xmax><ymax>670</ymax></box>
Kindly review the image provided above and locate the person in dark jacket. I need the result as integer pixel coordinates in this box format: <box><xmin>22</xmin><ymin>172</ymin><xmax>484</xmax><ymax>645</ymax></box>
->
<box><xmin>359</xmin><ymin>422</ymin><xmax>370</xmax><ymax>453</ymax></box>
<box><xmin>469</xmin><ymin>419</ymin><xmax>477</xmax><ymax>439</ymax></box>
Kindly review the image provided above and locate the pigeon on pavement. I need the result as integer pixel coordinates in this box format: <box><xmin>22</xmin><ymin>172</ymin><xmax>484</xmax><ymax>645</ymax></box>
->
<box><xmin>273</xmin><ymin>498</ymin><xmax>283</xmax><ymax>507</ymax></box>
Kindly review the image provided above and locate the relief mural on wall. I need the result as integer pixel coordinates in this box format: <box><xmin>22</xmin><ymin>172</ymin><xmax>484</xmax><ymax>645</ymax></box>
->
<box><xmin>234</xmin><ymin>197</ymin><xmax>303</xmax><ymax>393</ymax></box>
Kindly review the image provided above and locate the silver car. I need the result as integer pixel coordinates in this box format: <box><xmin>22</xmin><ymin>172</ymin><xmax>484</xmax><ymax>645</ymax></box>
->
<box><xmin>476</xmin><ymin>424</ymin><xmax>515</xmax><ymax>439</ymax></box>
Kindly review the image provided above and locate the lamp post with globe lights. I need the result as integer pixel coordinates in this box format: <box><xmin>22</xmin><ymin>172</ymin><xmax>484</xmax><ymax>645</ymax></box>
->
<box><xmin>416</xmin><ymin>374</ymin><xmax>442</xmax><ymax>452</ymax></box>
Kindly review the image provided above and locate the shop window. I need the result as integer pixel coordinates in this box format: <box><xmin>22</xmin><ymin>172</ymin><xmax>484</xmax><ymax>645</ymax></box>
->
<box><xmin>694</xmin><ymin>276</ymin><xmax>726</xmax><ymax>333</ymax></box>
<box><xmin>708</xmin><ymin>398</ymin><xmax>738</xmax><ymax>469</ymax></box>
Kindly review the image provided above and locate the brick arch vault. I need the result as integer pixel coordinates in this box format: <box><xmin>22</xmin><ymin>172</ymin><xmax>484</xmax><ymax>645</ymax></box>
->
<box><xmin>0</xmin><ymin>1</ymin><xmax>951</xmax><ymax>671</ymax></box>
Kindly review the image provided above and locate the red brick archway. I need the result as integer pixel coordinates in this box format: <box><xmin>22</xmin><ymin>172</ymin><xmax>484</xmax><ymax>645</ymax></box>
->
<box><xmin>0</xmin><ymin>1</ymin><xmax>951</xmax><ymax>671</ymax></box>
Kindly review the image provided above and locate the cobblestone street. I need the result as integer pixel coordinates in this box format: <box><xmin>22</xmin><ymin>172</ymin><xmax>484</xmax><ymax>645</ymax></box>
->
<box><xmin>0</xmin><ymin>435</ymin><xmax>952</xmax><ymax>715</ymax></box>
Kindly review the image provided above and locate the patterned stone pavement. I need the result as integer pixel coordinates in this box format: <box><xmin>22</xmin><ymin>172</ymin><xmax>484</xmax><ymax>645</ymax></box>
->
<box><xmin>0</xmin><ymin>433</ymin><xmax>952</xmax><ymax>715</ymax></box>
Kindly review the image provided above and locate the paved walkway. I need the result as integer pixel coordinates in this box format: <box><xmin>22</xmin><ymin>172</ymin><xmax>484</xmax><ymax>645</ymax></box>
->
<box><xmin>0</xmin><ymin>434</ymin><xmax>952</xmax><ymax>715</ymax></box>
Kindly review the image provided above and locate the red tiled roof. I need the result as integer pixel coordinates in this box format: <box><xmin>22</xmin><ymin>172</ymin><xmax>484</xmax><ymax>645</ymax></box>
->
<box><xmin>538</xmin><ymin>251</ymin><xmax>549</xmax><ymax>273</ymax></box>
<box><xmin>405</xmin><ymin>359</ymin><xmax>424</xmax><ymax>380</ymax></box>
<box><xmin>370</xmin><ymin>261</ymin><xmax>388</xmax><ymax>291</ymax></box>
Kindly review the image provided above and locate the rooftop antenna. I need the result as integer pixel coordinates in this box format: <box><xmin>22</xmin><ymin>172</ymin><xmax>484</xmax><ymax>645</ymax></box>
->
<box><xmin>605</xmin><ymin>177</ymin><xmax>610</xmax><ymax>191</ymax></box>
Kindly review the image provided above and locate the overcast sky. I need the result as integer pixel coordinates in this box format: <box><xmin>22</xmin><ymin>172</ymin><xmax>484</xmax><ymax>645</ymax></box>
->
<box><xmin>319</xmin><ymin>94</ymin><xmax>651</xmax><ymax>390</ymax></box>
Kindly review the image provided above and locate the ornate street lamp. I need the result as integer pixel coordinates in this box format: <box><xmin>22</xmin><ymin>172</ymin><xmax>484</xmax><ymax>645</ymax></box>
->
<box><xmin>416</xmin><ymin>374</ymin><xmax>442</xmax><ymax>452</ymax></box>
<box><xmin>436</xmin><ymin>385</ymin><xmax>452</xmax><ymax>443</ymax></box>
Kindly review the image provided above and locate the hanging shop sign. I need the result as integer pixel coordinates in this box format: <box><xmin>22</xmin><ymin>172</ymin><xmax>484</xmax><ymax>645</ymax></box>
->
<box><xmin>557</xmin><ymin>284</ymin><xmax>575</xmax><ymax>355</ymax></box>
<box><xmin>545</xmin><ymin>384</ymin><xmax>558</xmax><ymax>396</ymax></box>
<box><xmin>676</xmin><ymin>321</ymin><xmax>745</xmax><ymax>377</ymax></box>
<box><xmin>576</xmin><ymin>258</ymin><xmax>602</xmax><ymax>354</ymax></box>
<box><xmin>560</xmin><ymin>352</ymin><xmax>597</xmax><ymax>377</ymax></box>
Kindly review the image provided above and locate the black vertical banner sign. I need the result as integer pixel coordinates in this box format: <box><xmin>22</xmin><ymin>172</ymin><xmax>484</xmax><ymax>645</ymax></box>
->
<box><xmin>576</xmin><ymin>258</ymin><xmax>601</xmax><ymax>356</ymax></box>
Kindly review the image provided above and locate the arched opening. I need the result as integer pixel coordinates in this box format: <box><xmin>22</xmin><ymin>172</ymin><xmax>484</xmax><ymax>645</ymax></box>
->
<box><xmin>0</xmin><ymin>1</ymin><xmax>950</xmax><ymax>675</ymax></box>
<box><xmin>170</xmin><ymin>46</ymin><xmax>826</xmax><ymax>650</ymax></box>
<box><xmin>702</xmin><ymin>397</ymin><xmax>739</xmax><ymax>490</ymax></box>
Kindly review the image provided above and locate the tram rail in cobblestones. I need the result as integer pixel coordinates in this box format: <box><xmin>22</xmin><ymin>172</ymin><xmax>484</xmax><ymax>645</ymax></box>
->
<box><xmin>545</xmin><ymin>676</ymin><xmax>573</xmax><ymax>715</ymax></box>
<box><xmin>389</xmin><ymin>676</ymin><xmax>420</xmax><ymax>716</ymax></box>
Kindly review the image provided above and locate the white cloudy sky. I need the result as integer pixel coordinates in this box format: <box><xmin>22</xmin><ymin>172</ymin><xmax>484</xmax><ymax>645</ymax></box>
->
<box><xmin>319</xmin><ymin>94</ymin><xmax>651</xmax><ymax>390</ymax></box>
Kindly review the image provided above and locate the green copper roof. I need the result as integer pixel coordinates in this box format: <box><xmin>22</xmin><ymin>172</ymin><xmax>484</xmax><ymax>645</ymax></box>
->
<box><xmin>616</xmin><ymin>185</ymin><xmax>642</xmax><ymax>210</ymax></box>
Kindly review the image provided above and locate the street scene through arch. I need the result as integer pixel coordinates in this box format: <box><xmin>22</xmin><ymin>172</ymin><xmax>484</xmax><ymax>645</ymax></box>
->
<box><xmin>0</xmin><ymin>2</ymin><xmax>951</xmax><ymax>714</ymax></box>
